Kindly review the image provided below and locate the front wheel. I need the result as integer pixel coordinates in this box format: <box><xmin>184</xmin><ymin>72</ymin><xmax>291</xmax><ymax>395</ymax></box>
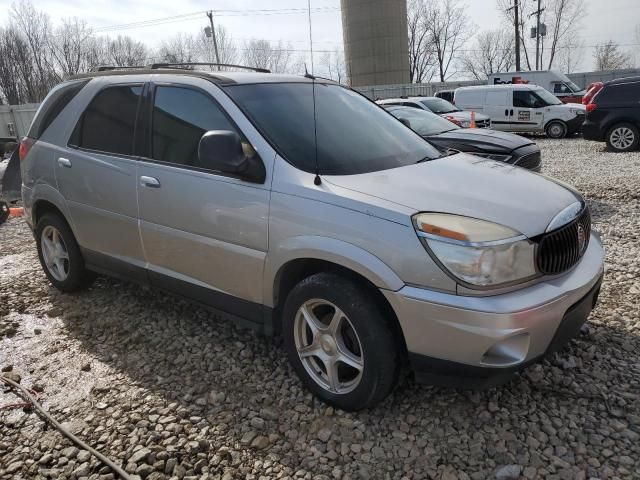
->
<box><xmin>282</xmin><ymin>272</ymin><xmax>401</xmax><ymax>411</ymax></box>
<box><xmin>545</xmin><ymin>120</ymin><xmax>568</xmax><ymax>139</ymax></box>
<box><xmin>606</xmin><ymin>123</ymin><xmax>639</xmax><ymax>152</ymax></box>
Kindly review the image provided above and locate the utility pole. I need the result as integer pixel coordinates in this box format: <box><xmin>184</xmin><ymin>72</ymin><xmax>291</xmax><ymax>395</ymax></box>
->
<box><xmin>506</xmin><ymin>0</ymin><xmax>521</xmax><ymax>71</ymax></box>
<box><xmin>534</xmin><ymin>0</ymin><xmax>542</xmax><ymax>70</ymax></box>
<box><xmin>206</xmin><ymin>11</ymin><xmax>220</xmax><ymax>70</ymax></box>
<box><xmin>514</xmin><ymin>0</ymin><xmax>521</xmax><ymax>71</ymax></box>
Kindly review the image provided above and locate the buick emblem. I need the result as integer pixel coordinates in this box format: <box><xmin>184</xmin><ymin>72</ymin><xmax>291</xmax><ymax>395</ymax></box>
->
<box><xmin>577</xmin><ymin>224</ymin><xmax>587</xmax><ymax>253</ymax></box>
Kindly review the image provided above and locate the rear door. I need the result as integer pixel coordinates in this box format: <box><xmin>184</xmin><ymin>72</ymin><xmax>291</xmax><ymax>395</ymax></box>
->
<box><xmin>56</xmin><ymin>80</ymin><xmax>146</xmax><ymax>279</ymax></box>
<box><xmin>483</xmin><ymin>90</ymin><xmax>510</xmax><ymax>131</ymax></box>
<box><xmin>510</xmin><ymin>90</ymin><xmax>545</xmax><ymax>132</ymax></box>
<box><xmin>135</xmin><ymin>77</ymin><xmax>272</xmax><ymax>326</ymax></box>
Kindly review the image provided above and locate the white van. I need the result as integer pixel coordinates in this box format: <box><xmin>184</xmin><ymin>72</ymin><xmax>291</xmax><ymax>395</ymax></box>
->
<box><xmin>488</xmin><ymin>70</ymin><xmax>586</xmax><ymax>103</ymax></box>
<box><xmin>454</xmin><ymin>84</ymin><xmax>586</xmax><ymax>138</ymax></box>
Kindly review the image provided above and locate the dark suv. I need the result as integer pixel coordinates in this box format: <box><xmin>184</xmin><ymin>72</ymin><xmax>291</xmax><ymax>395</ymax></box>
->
<box><xmin>582</xmin><ymin>76</ymin><xmax>640</xmax><ymax>152</ymax></box>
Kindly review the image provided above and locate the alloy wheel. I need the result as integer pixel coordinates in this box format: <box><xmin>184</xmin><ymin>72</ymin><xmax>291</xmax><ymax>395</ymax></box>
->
<box><xmin>610</xmin><ymin>127</ymin><xmax>635</xmax><ymax>150</ymax></box>
<box><xmin>293</xmin><ymin>299</ymin><xmax>364</xmax><ymax>394</ymax></box>
<box><xmin>41</xmin><ymin>225</ymin><xmax>70</xmax><ymax>281</ymax></box>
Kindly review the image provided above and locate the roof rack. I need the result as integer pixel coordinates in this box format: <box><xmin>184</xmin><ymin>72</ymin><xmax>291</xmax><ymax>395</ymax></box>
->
<box><xmin>94</xmin><ymin>65</ymin><xmax>145</xmax><ymax>72</ymax></box>
<box><xmin>148</xmin><ymin>62</ymin><xmax>270</xmax><ymax>73</ymax></box>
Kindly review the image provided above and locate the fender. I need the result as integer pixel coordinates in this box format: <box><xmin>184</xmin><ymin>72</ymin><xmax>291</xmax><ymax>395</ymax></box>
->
<box><xmin>26</xmin><ymin>184</ymin><xmax>76</xmax><ymax>234</ymax></box>
<box><xmin>263</xmin><ymin>235</ymin><xmax>405</xmax><ymax>308</ymax></box>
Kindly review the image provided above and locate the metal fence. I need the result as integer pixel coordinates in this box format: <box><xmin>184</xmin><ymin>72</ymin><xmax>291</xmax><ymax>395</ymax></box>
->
<box><xmin>354</xmin><ymin>68</ymin><xmax>640</xmax><ymax>100</ymax></box>
<box><xmin>0</xmin><ymin>103</ymin><xmax>39</xmax><ymax>139</ymax></box>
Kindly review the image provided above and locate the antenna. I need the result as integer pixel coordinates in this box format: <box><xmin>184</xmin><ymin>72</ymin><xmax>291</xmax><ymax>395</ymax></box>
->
<box><xmin>307</xmin><ymin>0</ymin><xmax>314</xmax><ymax>74</ymax></box>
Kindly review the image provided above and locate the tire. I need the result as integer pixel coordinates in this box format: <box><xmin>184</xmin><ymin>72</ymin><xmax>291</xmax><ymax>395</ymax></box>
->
<box><xmin>0</xmin><ymin>201</ymin><xmax>9</xmax><ymax>225</ymax></box>
<box><xmin>35</xmin><ymin>213</ymin><xmax>95</xmax><ymax>292</ymax></box>
<box><xmin>545</xmin><ymin>120</ymin><xmax>568</xmax><ymax>139</ymax></box>
<box><xmin>282</xmin><ymin>272</ymin><xmax>400</xmax><ymax>411</ymax></box>
<box><xmin>606</xmin><ymin>123</ymin><xmax>639</xmax><ymax>152</ymax></box>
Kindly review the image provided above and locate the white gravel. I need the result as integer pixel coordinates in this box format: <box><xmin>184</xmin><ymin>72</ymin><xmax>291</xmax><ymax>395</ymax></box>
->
<box><xmin>1</xmin><ymin>138</ymin><xmax>639</xmax><ymax>480</ymax></box>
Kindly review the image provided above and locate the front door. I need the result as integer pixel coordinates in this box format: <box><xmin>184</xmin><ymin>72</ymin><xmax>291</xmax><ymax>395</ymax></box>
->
<box><xmin>136</xmin><ymin>80</ymin><xmax>271</xmax><ymax>326</ymax></box>
<box><xmin>56</xmin><ymin>81</ymin><xmax>146</xmax><ymax>279</ymax></box>
<box><xmin>510</xmin><ymin>90</ymin><xmax>545</xmax><ymax>132</ymax></box>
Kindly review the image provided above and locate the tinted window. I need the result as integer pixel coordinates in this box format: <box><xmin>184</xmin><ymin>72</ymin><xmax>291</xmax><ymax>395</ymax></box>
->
<box><xmin>553</xmin><ymin>83</ymin><xmax>572</xmax><ymax>94</ymax></box>
<box><xmin>225</xmin><ymin>83</ymin><xmax>441</xmax><ymax>175</ymax></box>
<box><xmin>513</xmin><ymin>90</ymin><xmax>544</xmax><ymax>108</ymax></box>
<box><xmin>600</xmin><ymin>82</ymin><xmax>640</xmax><ymax>104</ymax></box>
<box><xmin>419</xmin><ymin>98</ymin><xmax>458</xmax><ymax>113</ymax></box>
<box><xmin>389</xmin><ymin>107</ymin><xmax>458</xmax><ymax>136</ymax></box>
<box><xmin>151</xmin><ymin>86</ymin><xmax>238</xmax><ymax>168</ymax></box>
<box><xmin>28</xmin><ymin>79</ymin><xmax>89</xmax><ymax>139</ymax></box>
<box><xmin>70</xmin><ymin>85</ymin><xmax>142</xmax><ymax>155</ymax></box>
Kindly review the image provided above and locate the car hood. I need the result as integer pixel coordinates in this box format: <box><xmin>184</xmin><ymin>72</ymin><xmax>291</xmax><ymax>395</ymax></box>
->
<box><xmin>428</xmin><ymin>128</ymin><xmax>534</xmax><ymax>152</ymax></box>
<box><xmin>324</xmin><ymin>153</ymin><xmax>581</xmax><ymax>238</ymax></box>
<box><xmin>440</xmin><ymin>110</ymin><xmax>490</xmax><ymax>121</ymax></box>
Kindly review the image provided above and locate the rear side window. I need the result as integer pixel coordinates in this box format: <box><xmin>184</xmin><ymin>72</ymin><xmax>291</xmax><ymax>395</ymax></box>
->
<box><xmin>70</xmin><ymin>85</ymin><xmax>142</xmax><ymax>156</ymax></box>
<box><xmin>151</xmin><ymin>86</ymin><xmax>239</xmax><ymax>168</ymax></box>
<box><xmin>27</xmin><ymin>79</ymin><xmax>89</xmax><ymax>139</ymax></box>
<box><xmin>600</xmin><ymin>82</ymin><xmax>640</xmax><ymax>104</ymax></box>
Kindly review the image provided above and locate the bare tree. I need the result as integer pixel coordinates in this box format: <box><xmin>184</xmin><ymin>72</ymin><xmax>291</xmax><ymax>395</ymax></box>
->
<box><xmin>156</xmin><ymin>34</ymin><xmax>198</xmax><ymax>64</ymax></box>
<box><xmin>319</xmin><ymin>49</ymin><xmax>346</xmax><ymax>83</ymax></box>
<box><xmin>407</xmin><ymin>0</ymin><xmax>436</xmax><ymax>83</ymax></box>
<box><xmin>422</xmin><ymin>0</ymin><xmax>472</xmax><ymax>81</ymax></box>
<box><xmin>555</xmin><ymin>35</ymin><xmax>584</xmax><ymax>74</ymax></box>
<box><xmin>243</xmin><ymin>39</ymin><xmax>302</xmax><ymax>73</ymax></box>
<box><xmin>461</xmin><ymin>29</ymin><xmax>514</xmax><ymax>80</ymax></box>
<box><xmin>0</xmin><ymin>27</ymin><xmax>34</xmax><ymax>103</ymax></box>
<box><xmin>543</xmin><ymin>0</ymin><xmax>586</xmax><ymax>69</ymax></box>
<box><xmin>49</xmin><ymin>18</ymin><xmax>94</xmax><ymax>78</ymax></box>
<box><xmin>108</xmin><ymin>35</ymin><xmax>148</xmax><ymax>67</ymax></box>
<box><xmin>593</xmin><ymin>41</ymin><xmax>632</xmax><ymax>71</ymax></box>
<box><xmin>197</xmin><ymin>25</ymin><xmax>238</xmax><ymax>66</ymax></box>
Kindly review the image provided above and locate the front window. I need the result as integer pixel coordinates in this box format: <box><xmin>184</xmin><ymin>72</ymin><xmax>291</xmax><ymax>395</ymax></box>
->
<box><xmin>419</xmin><ymin>97</ymin><xmax>459</xmax><ymax>114</ymax></box>
<box><xmin>389</xmin><ymin>107</ymin><xmax>459</xmax><ymax>136</ymax></box>
<box><xmin>224</xmin><ymin>83</ymin><xmax>441</xmax><ymax>175</ymax></box>
<box><xmin>566</xmin><ymin>80</ymin><xmax>582</xmax><ymax>93</ymax></box>
<box><xmin>534</xmin><ymin>88</ymin><xmax>563</xmax><ymax>106</ymax></box>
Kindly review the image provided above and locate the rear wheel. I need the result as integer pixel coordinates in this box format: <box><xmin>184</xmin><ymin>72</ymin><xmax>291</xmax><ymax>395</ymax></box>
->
<box><xmin>545</xmin><ymin>120</ymin><xmax>568</xmax><ymax>139</ymax></box>
<box><xmin>606</xmin><ymin>123</ymin><xmax>639</xmax><ymax>152</ymax></box>
<box><xmin>282</xmin><ymin>272</ymin><xmax>400</xmax><ymax>411</ymax></box>
<box><xmin>35</xmin><ymin>213</ymin><xmax>95</xmax><ymax>292</ymax></box>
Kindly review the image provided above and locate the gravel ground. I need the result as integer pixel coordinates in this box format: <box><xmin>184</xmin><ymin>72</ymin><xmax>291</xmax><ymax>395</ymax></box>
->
<box><xmin>1</xmin><ymin>138</ymin><xmax>639</xmax><ymax>480</ymax></box>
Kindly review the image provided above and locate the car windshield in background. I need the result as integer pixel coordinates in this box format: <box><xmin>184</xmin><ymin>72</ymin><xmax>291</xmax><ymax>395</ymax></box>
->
<box><xmin>536</xmin><ymin>88</ymin><xmax>563</xmax><ymax>106</ymax></box>
<box><xmin>419</xmin><ymin>98</ymin><xmax>459</xmax><ymax>114</ymax></box>
<box><xmin>224</xmin><ymin>83</ymin><xmax>441</xmax><ymax>175</ymax></box>
<box><xmin>389</xmin><ymin>107</ymin><xmax>459</xmax><ymax>136</ymax></box>
<box><xmin>567</xmin><ymin>81</ymin><xmax>582</xmax><ymax>93</ymax></box>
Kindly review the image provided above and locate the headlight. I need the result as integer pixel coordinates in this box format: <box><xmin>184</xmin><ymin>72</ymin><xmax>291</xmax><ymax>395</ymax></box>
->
<box><xmin>571</xmin><ymin>108</ymin><xmax>585</xmax><ymax>115</ymax></box>
<box><xmin>467</xmin><ymin>152</ymin><xmax>512</xmax><ymax>162</ymax></box>
<box><xmin>413</xmin><ymin>213</ymin><xmax>538</xmax><ymax>287</ymax></box>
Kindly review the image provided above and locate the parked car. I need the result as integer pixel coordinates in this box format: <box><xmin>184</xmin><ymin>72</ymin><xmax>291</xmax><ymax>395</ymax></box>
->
<box><xmin>384</xmin><ymin>105</ymin><xmax>542</xmax><ymax>171</ymax></box>
<box><xmin>21</xmin><ymin>67</ymin><xmax>604</xmax><ymax>410</ymax></box>
<box><xmin>582</xmin><ymin>76</ymin><xmax>640</xmax><ymax>152</ymax></box>
<box><xmin>434</xmin><ymin>89</ymin><xmax>455</xmax><ymax>103</ymax></box>
<box><xmin>489</xmin><ymin>70</ymin><xmax>586</xmax><ymax>103</ymax></box>
<box><xmin>454</xmin><ymin>84</ymin><xmax>586</xmax><ymax>138</ymax></box>
<box><xmin>377</xmin><ymin>96</ymin><xmax>491</xmax><ymax>128</ymax></box>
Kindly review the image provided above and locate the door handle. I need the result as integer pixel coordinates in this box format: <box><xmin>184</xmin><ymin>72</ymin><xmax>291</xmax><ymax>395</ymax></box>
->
<box><xmin>510</xmin><ymin>109</ymin><xmax>514</xmax><ymax>116</ymax></box>
<box><xmin>505</xmin><ymin>109</ymin><xmax>508</xmax><ymax>116</ymax></box>
<box><xmin>140</xmin><ymin>176</ymin><xmax>161</xmax><ymax>188</ymax></box>
<box><xmin>57</xmin><ymin>157</ymin><xmax>72</xmax><ymax>168</ymax></box>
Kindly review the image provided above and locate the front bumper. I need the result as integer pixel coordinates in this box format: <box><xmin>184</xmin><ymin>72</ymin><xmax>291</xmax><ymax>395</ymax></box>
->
<box><xmin>383</xmin><ymin>232</ymin><xmax>604</xmax><ymax>387</ymax></box>
<box><xmin>566</xmin><ymin>114</ymin><xmax>585</xmax><ymax>134</ymax></box>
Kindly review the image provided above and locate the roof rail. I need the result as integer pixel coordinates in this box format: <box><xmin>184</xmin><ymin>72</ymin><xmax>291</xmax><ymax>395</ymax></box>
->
<box><xmin>94</xmin><ymin>65</ymin><xmax>145</xmax><ymax>72</ymax></box>
<box><xmin>148</xmin><ymin>62</ymin><xmax>270</xmax><ymax>73</ymax></box>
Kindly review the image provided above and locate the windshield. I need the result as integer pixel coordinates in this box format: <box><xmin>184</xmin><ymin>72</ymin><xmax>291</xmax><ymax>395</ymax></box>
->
<box><xmin>388</xmin><ymin>107</ymin><xmax>458</xmax><ymax>136</ymax></box>
<box><xmin>419</xmin><ymin>97</ymin><xmax>458</xmax><ymax>113</ymax></box>
<box><xmin>224</xmin><ymin>83</ymin><xmax>441</xmax><ymax>175</ymax></box>
<box><xmin>535</xmin><ymin>88</ymin><xmax>563</xmax><ymax>106</ymax></box>
<box><xmin>566</xmin><ymin>80</ymin><xmax>582</xmax><ymax>93</ymax></box>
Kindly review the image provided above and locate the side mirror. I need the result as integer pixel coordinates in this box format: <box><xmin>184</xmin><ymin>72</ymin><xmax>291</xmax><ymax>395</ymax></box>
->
<box><xmin>197</xmin><ymin>130</ymin><xmax>265</xmax><ymax>183</ymax></box>
<box><xmin>398</xmin><ymin>117</ymin><xmax>412</xmax><ymax>129</ymax></box>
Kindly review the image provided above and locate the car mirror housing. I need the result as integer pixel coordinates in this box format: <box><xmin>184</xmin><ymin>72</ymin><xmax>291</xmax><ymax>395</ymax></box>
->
<box><xmin>198</xmin><ymin>130</ymin><xmax>265</xmax><ymax>183</ymax></box>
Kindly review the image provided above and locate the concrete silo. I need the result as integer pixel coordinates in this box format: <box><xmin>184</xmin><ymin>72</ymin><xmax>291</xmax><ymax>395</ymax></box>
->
<box><xmin>340</xmin><ymin>0</ymin><xmax>410</xmax><ymax>87</ymax></box>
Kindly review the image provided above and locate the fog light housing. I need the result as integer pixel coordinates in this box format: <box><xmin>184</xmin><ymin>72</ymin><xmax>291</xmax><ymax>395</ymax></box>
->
<box><xmin>481</xmin><ymin>333</ymin><xmax>530</xmax><ymax>367</ymax></box>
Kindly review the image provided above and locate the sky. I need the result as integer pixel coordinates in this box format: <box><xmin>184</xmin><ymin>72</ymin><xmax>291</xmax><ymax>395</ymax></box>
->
<box><xmin>0</xmin><ymin>0</ymin><xmax>639</xmax><ymax>77</ymax></box>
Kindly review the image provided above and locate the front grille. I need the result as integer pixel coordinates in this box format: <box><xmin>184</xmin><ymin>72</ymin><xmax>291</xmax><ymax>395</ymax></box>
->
<box><xmin>515</xmin><ymin>151</ymin><xmax>541</xmax><ymax>170</ymax></box>
<box><xmin>536</xmin><ymin>207</ymin><xmax>591</xmax><ymax>275</ymax></box>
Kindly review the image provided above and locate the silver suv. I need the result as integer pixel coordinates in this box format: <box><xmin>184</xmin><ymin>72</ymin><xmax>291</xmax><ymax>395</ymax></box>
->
<box><xmin>20</xmin><ymin>67</ymin><xmax>604</xmax><ymax>410</ymax></box>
